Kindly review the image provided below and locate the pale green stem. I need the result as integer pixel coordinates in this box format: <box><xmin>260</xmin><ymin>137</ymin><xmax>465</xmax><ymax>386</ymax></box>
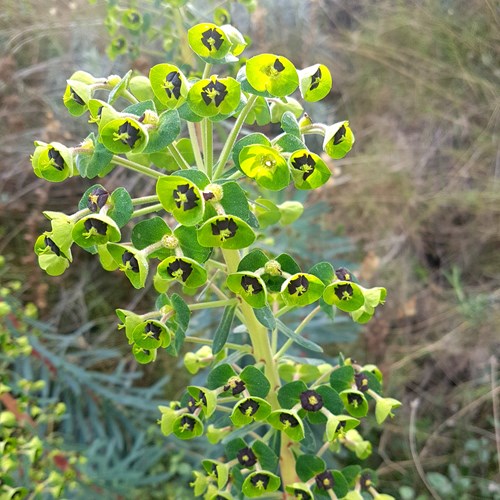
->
<box><xmin>213</xmin><ymin>94</ymin><xmax>259</xmax><ymax>180</ymax></box>
<box><xmin>299</xmin><ymin>123</ymin><xmax>327</xmax><ymax>136</ymax></box>
<box><xmin>189</xmin><ymin>299</ymin><xmax>238</xmax><ymax>310</ymax></box>
<box><xmin>202</xmin><ymin>63</ymin><xmax>212</xmax><ymax>79</ymax></box>
<box><xmin>132</xmin><ymin>195</ymin><xmax>159</xmax><ymax>205</ymax></box>
<box><xmin>131</xmin><ymin>203</ymin><xmax>163</xmax><ymax>218</ymax></box>
<box><xmin>274</xmin><ymin>306</ymin><xmax>321</xmax><ymax>360</ymax></box>
<box><xmin>184</xmin><ymin>335</ymin><xmax>251</xmax><ymax>353</ymax></box>
<box><xmin>122</xmin><ymin>89</ymin><xmax>139</xmax><ymax>104</ymax></box>
<box><xmin>275</xmin><ymin>305</ymin><xmax>295</xmax><ymax>318</ymax></box>
<box><xmin>205</xmin><ymin>119</ymin><xmax>214</xmax><ymax>178</ymax></box>
<box><xmin>69</xmin><ymin>208</ymin><xmax>90</xmax><ymax>223</ymax></box>
<box><xmin>222</xmin><ymin>249</ymin><xmax>298</xmax><ymax>490</ymax></box>
<box><xmin>167</xmin><ymin>143</ymin><xmax>190</xmax><ymax>170</ymax></box>
<box><xmin>188</xmin><ymin>121</ymin><xmax>205</xmax><ymax>171</ymax></box>
<box><xmin>111</xmin><ymin>155</ymin><xmax>165</xmax><ymax>179</ymax></box>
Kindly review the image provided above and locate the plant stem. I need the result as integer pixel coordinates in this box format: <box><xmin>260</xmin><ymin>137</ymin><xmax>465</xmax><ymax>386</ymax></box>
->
<box><xmin>202</xmin><ymin>63</ymin><xmax>212</xmax><ymax>79</ymax></box>
<box><xmin>189</xmin><ymin>299</ymin><xmax>238</xmax><ymax>310</ymax></box>
<box><xmin>205</xmin><ymin>119</ymin><xmax>213</xmax><ymax>178</ymax></box>
<box><xmin>167</xmin><ymin>143</ymin><xmax>190</xmax><ymax>170</ymax></box>
<box><xmin>213</xmin><ymin>94</ymin><xmax>259</xmax><ymax>180</ymax></box>
<box><xmin>221</xmin><ymin>249</ymin><xmax>298</xmax><ymax>490</ymax></box>
<box><xmin>131</xmin><ymin>203</ymin><xmax>163</xmax><ymax>218</ymax></box>
<box><xmin>132</xmin><ymin>195</ymin><xmax>159</xmax><ymax>206</ymax></box>
<box><xmin>184</xmin><ymin>335</ymin><xmax>251</xmax><ymax>353</ymax></box>
<box><xmin>122</xmin><ymin>90</ymin><xmax>139</xmax><ymax>104</ymax></box>
<box><xmin>111</xmin><ymin>155</ymin><xmax>165</xmax><ymax>179</ymax></box>
<box><xmin>188</xmin><ymin>121</ymin><xmax>205</xmax><ymax>171</ymax></box>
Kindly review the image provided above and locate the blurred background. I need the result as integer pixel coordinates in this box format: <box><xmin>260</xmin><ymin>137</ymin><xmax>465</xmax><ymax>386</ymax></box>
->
<box><xmin>1</xmin><ymin>0</ymin><xmax>499</xmax><ymax>498</ymax></box>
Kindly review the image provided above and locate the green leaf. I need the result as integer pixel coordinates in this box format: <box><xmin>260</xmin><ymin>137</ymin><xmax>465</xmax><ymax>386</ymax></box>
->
<box><xmin>131</xmin><ymin>216</ymin><xmax>172</xmax><ymax>259</ymax></box>
<box><xmin>244</xmin><ymin>96</ymin><xmax>271</xmax><ymax>126</ymax></box>
<box><xmin>276</xmin><ymin>319</ymin><xmax>323</xmax><ymax>353</ymax></box>
<box><xmin>252</xmin><ymin>440</ymin><xmax>279</xmax><ymax>472</ymax></box>
<box><xmin>330</xmin><ymin>365</ymin><xmax>355</xmax><ymax>392</ymax></box>
<box><xmin>278</xmin><ymin>380</ymin><xmax>308</xmax><ymax>409</ymax></box>
<box><xmin>212</xmin><ymin>304</ymin><xmax>236</xmax><ymax>354</ymax></box>
<box><xmin>220</xmin><ymin>181</ymin><xmax>259</xmax><ymax>228</ymax></box>
<box><xmin>274</xmin><ymin>133</ymin><xmax>306</xmax><ymax>153</ymax></box>
<box><xmin>172</xmin><ymin>293</ymin><xmax>190</xmax><ymax>332</ymax></box>
<box><xmin>238</xmin><ymin>249</ymin><xmax>269</xmax><ymax>272</ymax></box>
<box><xmin>143</xmin><ymin>109</ymin><xmax>181</xmax><ymax>153</ymax></box>
<box><xmin>108</xmin><ymin>70</ymin><xmax>133</xmax><ymax>104</ymax></box>
<box><xmin>108</xmin><ymin>187</ymin><xmax>133</xmax><ymax>228</ymax></box>
<box><xmin>174</xmin><ymin>225</ymin><xmax>211</xmax><ymax>263</ymax></box>
<box><xmin>308</xmin><ymin>261</ymin><xmax>335</xmax><ymax>285</ymax></box>
<box><xmin>278</xmin><ymin>201</ymin><xmax>303</xmax><ymax>225</ymax></box>
<box><xmin>241</xmin><ymin>366</ymin><xmax>270</xmax><ymax>398</ymax></box>
<box><xmin>122</xmin><ymin>99</ymin><xmax>156</xmax><ymax>117</ymax></box>
<box><xmin>254</xmin><ymin>197</ymin><xmax>281</xmax><ymax>228</ymax></box>
<box><xmin>207</xmin><ymin>364</ymin><xmax>237</xmax><ymax>390</ymax></box>
<box><xmin>281</xmin><ymin>111</ymin><xmax>301</xmax><ymax>137</ymax></box>
<box><xmin>76</xmin><ymin>135</ymin><xmax>113</xmax><ymax>178</ymax></box>
<box><xmin>254</xmin><ymin>305</ymin><xmax>276</xmax><ymax>330</ymax></box>
<box><xmin>296</xmin><ymin>454</ymin><xmax>325</xmax><ymax>481</ymax></box>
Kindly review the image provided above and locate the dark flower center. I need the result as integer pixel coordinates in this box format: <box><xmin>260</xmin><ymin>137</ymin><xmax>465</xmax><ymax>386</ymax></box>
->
<box><xmin>279</xmin><ymin>412</ymin><xmax>299</xmax><ymax>427</ymax></box>
<box><xmin>122</xmin><ymin>251</ymin><xmax>139</xmax><ymax>273</ymax></box>
<box><xmin>87</xmin><ymin>187</ymin><xmax>109</xmax><ymax>212</ymax></box>
<box><xmin>333</xmin><ymin>124</ymin><xmax>346</xmax><ymax>145</ymax></box>
<box><xmin>117</xmin><ymin>121</ymin><xmax>141</xmax><ymax>148</ymax></box>
<box><xmin>360</xmin><ymin>473</ymin><xmax>373</xmax><ymax>490</ymax></box>
<box><xmin>309</xmin><ymin>67</ymin><xmax>322</xmax><ymax>91</ymax></box>
<box><xmin>201</xmin><ymin>28</ymin><xmax>223</xmax><ymax>51</ymax></box>
<box><xmin>145</xmin><ymin>321</ymin><xmax>162</xmax><ymax>340</ymax></box>
<box><xmin>334</xmin><ymin>283</ymin><xmax>353</xmax><ymax>301</ymax></box>
<box><xmin>70</xmin><ymin>87</ymin><xmax>85</xmax><ymax>106</ymax></box>
<box><xmin>128</xmin><ymin>12</ymin><xmax>140</xmax><ymax>23</ymax></box>
<box><xmin>273</xmin><ymin>58</ymin><xmax>285</xmax><ymax>72</ymax></box>
<box><xmin>291</xmin><ymin>153</ymin><xmax>316</xmax><ymax>181</ymax></box>
<box><xmin>355</xmin><ymin>373</ymin><xmax>369</xmax><ymax>392</ymax></box>
<box><xmin>224</xmin><ymin>377</ymin><xmax>246</xmax><ymax>396</ymax></box>
<box><xmin>241</xmin><ymin>275</ymin><xmax>263</xmax><ymax>295</ymax></box>
<box><xmin>335</xmin><ymin>420</ymin><xmax>347</xmax><ymax>433</ymax></box>
<box><xmin>166</xmin><ymin>258</ymin><xmax>193</xmax><ymax>282</ymax></box>
<box><xmin>237</xmin><ymin>447</ymin><xmax>257</xmax><ymax>467</ymax></box>
<box><xmin>164</xmin><ymin>71</ymin><xmax>182</xmax><ymax>99</ymax></box>
<box><xmin>335</xmin><ymin>267</ymin><xmax>352</xmax><ymax>281</ymax></box>
<box><xmin>84</xmin><ymin>218</ymin><xmax>108</xmax><ymax>236</ymax></box>
<box><xmin>187</xmin><ymin>396</ymin><xmax>197</xmax><ymax>413</ymax></box>
<box><xmin>250</xmin><ymin>473</ymin><xmax>270</xmax><ymax>489</ymax></box>
<box><xmin>238</xmin><ymin>399</ymin><xmax>259</xmax><ymax>416</ymax></box>
<box><xmin>48</xmin><ymin>148</ymin><xmax>65</xmax><ymax>171</ymax></box>
<box><xmin>315</xmin><ymin>470</ymin><xmax>334</xmax><ymax>490</ymax></box>
<box><xmin>179</xmin><ymin>415</ymin><xmax>195</xmax><ymax>432</ymax></box>
<box><xmin>287</xmin><ymin>275</ymin><xmax>309</xmax><ymax>296</ymax></box>
<box><xmin>347</xmin><ymin>392</ymin><xmax>364</xmax><ymax>407</ymax></box>
<box><xmin>293</xmin><ymin>489</ymin><xmax>312</xmax><ymax>500</ymax></box>
<box><xmin>211</xmin><ymin>218</ymin><xmax>238</xmax><ymax>240</ymax></box>
<box><xmin>44</xmin><ymin>236</ymin><xmax>61</xmax><ymax>256</ymax></box>
<box><xmin>299</xmin><ymin>390</ymin><xmax>324</xmax><ymax>412</ymax></box>
<box><xmin>113</xmin><ymin>38</ymin><xmax>125</xmax><ymax>49</ymax></box>
<box><xmin>173</xmin><ymin>183</ymin><xmax>199</xmax><ymax>211</ymax></box>
<box><xmin>201</xmin><ymin>80</ymin><xmax>228</xmax><ymax>107</ymax></box>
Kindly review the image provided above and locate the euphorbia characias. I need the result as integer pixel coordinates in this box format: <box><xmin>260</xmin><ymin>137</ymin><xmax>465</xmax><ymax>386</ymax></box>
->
<box><xmin>32</xmin><ymin>17</ymin><xmax>398</xmax><ymax>500</ymax></box>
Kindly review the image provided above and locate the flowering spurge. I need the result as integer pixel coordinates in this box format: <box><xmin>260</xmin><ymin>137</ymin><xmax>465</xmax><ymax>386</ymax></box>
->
<box><xmin>32</xmin><ymin>19</ymin><xmax>400</xmax><ymax>499</ymax></box>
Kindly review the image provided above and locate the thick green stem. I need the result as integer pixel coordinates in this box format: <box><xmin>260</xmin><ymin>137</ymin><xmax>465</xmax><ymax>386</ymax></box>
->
<box><xmin>221</xmin><ymin>249</ymin><xmax>298</xmax><ymax>491</ymax></box>
<box><xmin>167</xmin><ymin>144</ymin><xmax>190</xmax><ymax>170</ymax></box>
<box><xmin>132</xmin><ymin>195</ymin><xmax>159</xmax><ymax>206</ymax></box>
<box><xmin>111</xmin><ymin>155</ymin><xmax>165</xmax><ymax>179</ymax></box>
<box><xmin>205</xmin><ymin>119</ymin><xmax>214</xmax><ymax>178</ymax></box>
<box><xmin>184</xmin><ymin>335</ymin><xmax>251</xmax><ymax>353</ymax></box>
<box><xmin>188</xmin><ymin>121</ymin><xmax>205</xmax><ymax>171</ymax></box>
<box><xmin>131</xmin><ymin>203</ymin><xmax>163</xmax><ymax>218</ymax></box>
<box><xmin>189</xmin><ymin>299</ymin><xmax>238</xmax><ymax>311</ymax></box>
<box><xmin>213</xmin><ymin>94</ymin><xmax>259</xmax><ymax>180</ymax></box>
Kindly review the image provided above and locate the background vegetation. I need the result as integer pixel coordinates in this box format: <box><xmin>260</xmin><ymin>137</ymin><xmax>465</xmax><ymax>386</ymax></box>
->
<box><xmin>1</xmin><ymin>0</ymin><xmax>498</xmax><ymax>498</ymax></box>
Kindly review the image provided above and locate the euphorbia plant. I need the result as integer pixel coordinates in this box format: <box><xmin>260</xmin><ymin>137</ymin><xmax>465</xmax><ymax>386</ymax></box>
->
<box><xmin>32</xmin><ymin>20</ymin><xmax>399</xmax><ymax>500</ymax></box>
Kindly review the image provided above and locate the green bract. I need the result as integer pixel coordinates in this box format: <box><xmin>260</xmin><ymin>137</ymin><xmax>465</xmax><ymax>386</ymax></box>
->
<box><xmin>339</xmin><ymin>389</ymin><xmax>369</xmax><ymax>418</ymax></box>
<box><xmin>245</xmin><ymin>54</ymin><xmax>299</xmax><ymax>97</ymax></box>
<box><xmin>231</xmin><ymin>397</ymin><xmax>272</xmax><ymax>426</ymax></box>
<box><xmin>267</xmin><ymin>409</ymin><xmax>305</xmax><ymax>441</ymax></box>
<box><xmin>157</xmin><ymin>256</ymin><xmax>207</xmax><ymax>288</ymax></box>
<box><xmin>72</xmin><ymin>214</ymin><xmax>121</xmax><ymax>248</ymax></box>
<box><xmin>31</xmin><ymin>141</ymin><xmax>73</xmax><ymax>182</ymax></box>
<box><xmin>226</xmin><ymin>272</ymin><xmax>267</xmax><ymax>309</ymax></box>
<box><xmin>107</xmin><ymin>244</ymin><xmax>149</xmax><ymax>289</ymax></box>
<box><xmin>288</xmin><ymin>149</ymin><xmax>331</xmax><ymax>189</ymax></box>
<box><xmin>323</xmin><ymin>280</ymin><xmax>365</xmax><ymax>312</ymax></box>
<box><xmin>122</xmin><ymin>9</ymin><xmax>143</xmax><ymax>31</ymax></box>
<box><xmin>242</xmin><ymin>471</ymin><xmax>281</xmax><ymax>497</ymax></box>
<box><xmin>280</xmin><ymin>273</ymin><xmax>325</xmax><ymax>307</ymax></box>
<box><xmin>187</xmin><ymin>76</ymin><xmax>241</xmax><ymax>118</ymax></box>
<box><xmin>156</xmin><ymin>175</ymin><xmax>205</xmax><ymax>226</ymax></box>
<box><xmin>299</xmin><ymin>64</ymin><xmax>332</xmax><ymax>102</ymax></box>
<box><xmin>149</xmin><ymin>64</ymin><xmax>189</xmax><ymax>109</ymax></box>
<box><xmin>132</xmin><ymin>320</ymin><xmax>171</xmax><ymax>349</ymax></box>
<box><xmin>63</xmin><ymin>79</ymin><xmax>91</xmax><ymax>116</ymax></box>
<box><xmin>239</xmin><ymin>144</ymin><xmax>289</xmax><ymax>190</ymax></box>
<box><xmin>99</xmin><ymin>116</ymin><xmax>149</xmax><ymax>154</ymax></box>
<box><xmin>132</xmin><ymin>344</ymin><xmax>157</xmax><ymax>364</ymax></box>
<box><xmin>198</xmin><ymin>215</ymin><xmax>255</xmax><ymax>249</ymax></box>
<box><xmin>34</xmin><ymin>234</ymin><xmax>71</xmax><ymax>277</ymax></box>
<box><xmin>188</xmin><ymin>23</ymin><xmax>232</xmax><ymax>61</ymax></box>
<box><xmin>323</xmin><ymin>120</ymin><xmax>355</xmax><ymax>159</ymax></box>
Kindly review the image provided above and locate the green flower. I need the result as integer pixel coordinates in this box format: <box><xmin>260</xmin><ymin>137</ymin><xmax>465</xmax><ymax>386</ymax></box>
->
<box><xmin>72</xmin><ymin>214</ymin><xmax>121</xmax><ymax>248</ymax></box>
<box><xmin>172</xmin><ymin>413</ymin><xmax>204</xmax><ymax>440</ymax></box>
<box><xmin>226</xmin><ymin>272</ymin><xmax>267</xmax><ymax>308</ymax></box>
<box><xmin>34</xmin><ymin>234</ymin><xmax>71</xmax><ymax>276</ymax></box>
<box><xmin>299</xmin><ymin>64</ymin><xmax>332</xmax><ymax>102</ymax></box>
<box><xmin>132</xmin><ymin>320</ymin><xmax>171</xmax><ymax>349</ymax></box>
<box><xmin>188</xmin><ymin>23</ymin><xmax>232</xmax><ymax>61</ymax></box>
<box><xmin>107</xmin><ymin>36</ymin><xmax>128</xmax><ymax>59</ymax></box>
<box><xmin>267</xmin><ymin>409</ymin><xmax>305</xmax><ymax>441</ymax></box>
<box><xmin>239</xmin><ymin>144</ymin><xmax>289</xmax><ymax>190</ymax></box>
<box><xmin>198</xmin><ymin>215</ymin><xmax>255</xmax><ymax>250</ymax></box>
<box><xmin>242</xmin><ymin>471</ymin><xmax>281</xmax><ymax>498</ymax></box>
<box><xmin>122</xmin><ymin>9</ymin><xmax>143</xmax><ymax>31</ymax></box>
<box><xmin>323</xmin><ymin>280</ymin><xmax>365</xmax><ymax>312</ymax></box>
<box><xmin>63</xmin><ymin>72</ymin><xmax>94</xmax><ymax>116</ymax></box>
<box><xmin>107</xmin><ymin>244</ymin><xmax>149</xmax><ymax>289</ymax></box>
<box><xmin>187</xmin><ymin>75</ymin><xmax>241</xmax><ymax>117</ymax></box>
<box><xmin>99</xmin><ymin>116</ymin><xmax>149</xmax><ymax>154</ymax></box>
<box><xmin>280</xmin><ymin>273</ymin><xmax>325</xmax><ymax>307</ymax></box>
<box><xmin>31</xmin><ymin>141</ymin><xmax>73</xmax><ymax>182</ymax></box>
<box><xmin>245</xmin><ymin>54</ymin><xmax>299</xmax><ymax>97</ymax></box>
<box><xmin>157</xmin><ymin>256</ymin><xmax>207</xmax><ymax>288</ymax></box>
<box><xmin>288</xmin><ymin>149</ymin><xmax>331</xmax><ymax>189</ymax></box>
<box><xmin>132</xmin><ymin>344</ymin><xmax>157</xmax><ymax>364</ymax></box>
<box><xmin>231</xmin><ymin>397</ymin><xmax>271</xmax><ymax>426</ymax></box>
<box><xmin>149</xmin><ymin>64</ymin><xmax>189</xmax><ymax>109</ymax></box>
<box><xmin>323</xmin><ymin>120</ymin><xmax>355</xmax><ymax>159</ymax></box>
<box><xmin>339</xmin><ymin>389</ymin><xmax>369</xmax><ymax>418</ymax></box>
